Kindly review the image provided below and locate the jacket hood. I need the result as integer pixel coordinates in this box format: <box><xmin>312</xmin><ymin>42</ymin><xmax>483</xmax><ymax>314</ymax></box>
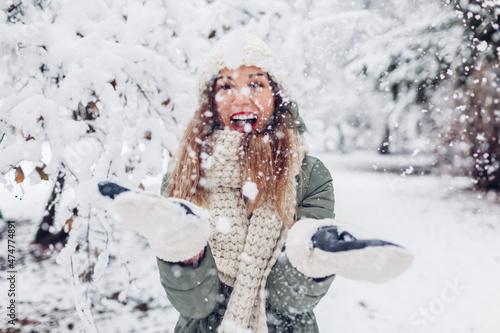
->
<box><xmin>289</xmin><ymin>101</ymin><xmax>306</xmax><ymax>135</ymax></box>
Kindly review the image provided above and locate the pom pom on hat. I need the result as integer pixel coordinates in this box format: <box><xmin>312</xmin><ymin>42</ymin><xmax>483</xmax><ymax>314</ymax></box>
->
<box><xmin>195</xmin><ymin>31</ymin><xmax>292</xmax><ymax>104</ymax></box>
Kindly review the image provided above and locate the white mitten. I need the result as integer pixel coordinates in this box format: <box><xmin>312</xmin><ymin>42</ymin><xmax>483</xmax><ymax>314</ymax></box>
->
<box><xmin>286</xmin><ymin>218</ymin><xmax>413</xmax><ymax>282</ymax></box>
<box><xmin>99</xmin><ymin>182</ymin><xmax>211</xmax><ymax>262</ymax></box>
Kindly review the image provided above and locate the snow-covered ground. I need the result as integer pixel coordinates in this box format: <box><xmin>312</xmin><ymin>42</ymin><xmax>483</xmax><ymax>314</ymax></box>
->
<box><xmin>1</xmin><ymin>150</ymin><xmax>500</xmax><ymax>333</ymax></box>
<box><xmin>314</xmin><ymin>150</ymin><xmax>500</xmax><ymax>333</ymax></box>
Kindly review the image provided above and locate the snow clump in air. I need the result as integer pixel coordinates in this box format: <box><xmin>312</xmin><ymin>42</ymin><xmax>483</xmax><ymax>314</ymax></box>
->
<box><xmin>242</xmin><ymin>181</ymin><xmax>258</xmax><ymax>200</ymax></box>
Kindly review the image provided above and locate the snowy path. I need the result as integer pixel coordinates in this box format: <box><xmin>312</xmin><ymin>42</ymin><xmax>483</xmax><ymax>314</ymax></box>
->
<box><xmin>1</xmin><ymin>151</ymin><xmax>500</xmax><ymax>333</ymax></box>
<box><xmin>314</xmin><ymin>151</ymin><xmax>500</xmax><ymax>333</ymax></box>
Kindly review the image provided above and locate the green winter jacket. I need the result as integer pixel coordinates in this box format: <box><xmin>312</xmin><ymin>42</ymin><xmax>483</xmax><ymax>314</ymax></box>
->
<box><xmin>157</xmin><ymin>154</ymin><xmax>335</xmax><ymax>333</ymax></box>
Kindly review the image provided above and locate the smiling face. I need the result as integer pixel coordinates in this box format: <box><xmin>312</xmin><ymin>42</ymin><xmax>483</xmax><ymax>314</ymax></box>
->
<box><xmin>214</xmin><ymin>66</ymin><xmax>275</xmax><ymax>133</ymax></box>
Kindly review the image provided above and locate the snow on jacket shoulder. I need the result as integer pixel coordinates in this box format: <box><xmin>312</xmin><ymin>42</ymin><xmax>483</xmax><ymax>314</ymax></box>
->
<box><xmin>157</xmin><ymin>154</ymin><xmax>335</xmax><ymax>332</ymax></box>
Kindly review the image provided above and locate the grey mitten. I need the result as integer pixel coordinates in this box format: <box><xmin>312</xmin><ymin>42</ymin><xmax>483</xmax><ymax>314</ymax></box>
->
<box><xmin>286</xmin><ymin>218</ymin><xmax>413</xmax><ymax>282</ymax></box>
<box><xmin>98</xmin><ymin>182</ymin><xmax>211</xmax><ymax>262</ymax></box>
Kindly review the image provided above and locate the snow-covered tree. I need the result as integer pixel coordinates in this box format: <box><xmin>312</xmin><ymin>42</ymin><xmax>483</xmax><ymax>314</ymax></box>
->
<box><xmin>346</xmin><ymin>0</ymin><xmax>464</xmax><ymax>155</ymax></box>
<box><xmin>1</xmin><ymin>0</ymin><xmax>204</xmax><ymax>329</ymax></box>
<box><xmin>348</xmin><ymin>0</ymin><xmax>500</xmax><ymax>189</ymax></box>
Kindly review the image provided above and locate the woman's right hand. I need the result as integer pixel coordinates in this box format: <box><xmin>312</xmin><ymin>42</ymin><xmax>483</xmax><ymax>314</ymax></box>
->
<box><xmin>98</xmin><ymin>182</ymin><xmax>211</xmax><ymax>263</ymax></box>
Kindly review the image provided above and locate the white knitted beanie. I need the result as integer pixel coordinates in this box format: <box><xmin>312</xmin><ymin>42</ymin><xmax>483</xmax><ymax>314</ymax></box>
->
<box><xmin>196</xmin><ymin>31</ymin><xmax>292</xmax><ymax>104</ymax></box>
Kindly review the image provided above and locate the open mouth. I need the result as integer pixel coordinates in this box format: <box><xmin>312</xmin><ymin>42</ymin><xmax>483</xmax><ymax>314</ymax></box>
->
<box><xmin>230</xmin><ymin>112</ymin><xmax>258</xmax><ymax>133</ymax></box>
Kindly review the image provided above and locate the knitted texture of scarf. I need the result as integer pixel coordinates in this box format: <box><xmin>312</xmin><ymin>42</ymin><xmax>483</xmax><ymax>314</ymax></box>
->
<box><xmin>204</xmin><ymin>129</ymin><xmax>303</xmax><ymax>332</ymax></box>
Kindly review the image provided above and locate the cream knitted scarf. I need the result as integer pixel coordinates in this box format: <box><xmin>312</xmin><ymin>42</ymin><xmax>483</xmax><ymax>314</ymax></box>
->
<box><xmin>204</xmin><ymin>129</ymin><xmax>305</xmax><ymax>333</ymax></box>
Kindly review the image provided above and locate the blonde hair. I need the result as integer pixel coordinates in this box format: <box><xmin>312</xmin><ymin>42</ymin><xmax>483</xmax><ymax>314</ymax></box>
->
<box><xmin>167</xmin><ymin>76</ymin><xmax>299</xmax><ymax>228</ymax></box>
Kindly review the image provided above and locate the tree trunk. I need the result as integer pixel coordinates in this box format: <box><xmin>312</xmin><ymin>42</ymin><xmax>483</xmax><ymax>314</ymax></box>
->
<box><xmin>453</xmin><ymin>61</ymin><xmax>500</xmax><ymax>190</ymax></box>
<box><xmin>379</xmin><ymin>125</ymin><xmax>390</xmax><ymax>154</ymax></box>
<box><xmin>34</xmin><ymin>168</ymin><xmax>71</xmax><ymax>248</ymax></box>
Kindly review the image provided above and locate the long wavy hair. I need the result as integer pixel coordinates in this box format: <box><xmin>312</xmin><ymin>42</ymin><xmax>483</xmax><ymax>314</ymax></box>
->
<box><xmin>166</xmin><ymin>75</ymin><xmax>300</xmax><ymax>228</ymax></box>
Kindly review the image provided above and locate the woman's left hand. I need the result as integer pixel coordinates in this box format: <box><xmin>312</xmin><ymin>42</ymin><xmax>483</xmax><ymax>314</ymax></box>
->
<box><xmin>285</xmin><ymin>219</ymin><xmax>414</xmax><ymax>282</ymax></box>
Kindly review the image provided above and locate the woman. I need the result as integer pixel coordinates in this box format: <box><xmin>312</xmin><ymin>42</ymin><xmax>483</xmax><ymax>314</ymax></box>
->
<box><xmin>101</xmin><ymin>31</ymin><xmax>412</xmax><ymax>333</ymax></box>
